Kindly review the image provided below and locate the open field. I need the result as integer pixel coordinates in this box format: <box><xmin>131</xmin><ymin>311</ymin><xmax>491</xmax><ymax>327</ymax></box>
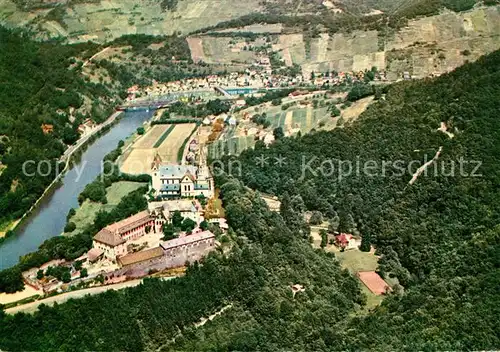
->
<box><xmin>157</xmin><ymin>123</ymin><xmax>197</xmax><ymax>163</ymax></box>
<box><xmin>120</xmin><ymin>149</ymin><xmax>157</xmax><ymax>175</ymax></box>
<box><xmin>153</xmin><ymin>125</ymin><xmax>175</xmax><ymax>148</ymax></box>
<box><xmin>134</xmin><ymin>125</ymin><xmax>171</xmax><ymax>149</ymax></box>
<box><xmin>121</xmin><ymin>123</ymin><xmax>197</xmax><ymax>174</ymax></box>
<box><xmin>336</xmin><ymin>249</ymin><xmax>378</xmax><ymax>273</ymax></box>
<box><xmin>67</xmin><ymin>181</ymin><xmax>146</xmax><ymax>234</ymax></box>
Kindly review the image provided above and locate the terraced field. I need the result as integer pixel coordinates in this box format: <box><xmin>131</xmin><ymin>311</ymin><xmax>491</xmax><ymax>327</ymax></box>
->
<box><xmin>189</xmin><ymin>6</ymin><xmax>500</xmax><ymax>80</ymax></box>
<box><xmin>268</xmin><ymin>107</ymin><xmax>329</xmax><ymax>132</ymax></box>
<box><xmin>209</xmin><ymin>106</ymin><xmax>330</xmax><ymax>159</ymax></box>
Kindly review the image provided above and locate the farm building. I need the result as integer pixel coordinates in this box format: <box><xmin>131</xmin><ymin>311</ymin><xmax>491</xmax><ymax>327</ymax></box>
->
<box><xmin>335</xmin><ymin>233</ymin><xmax>357</xmax><ymax>250</ymax></box>
<box><xmin>357</xmin><ymin>271</ymin><xmax>391</xmax><ymax>295</ymax></box>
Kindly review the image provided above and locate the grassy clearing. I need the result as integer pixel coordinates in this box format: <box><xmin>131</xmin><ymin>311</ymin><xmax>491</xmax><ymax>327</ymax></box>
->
<box><xmin>106</xmin><ymin>181</ymin><xmax>147</xmax><ymax>204</ymax></box>
<box><xmin>67</xmin><ymin>181</ymin><xmax>147</xmax><ymax>234</ymax></box>
<box><xmin>335</xmin><ymin>250</ymin><xmax>378</xmax><ymax>274</ymax></box>
<box><xmin>335</xmin><ymin>249</ymin><xmax>385</xmax><ymax>309</ymax></box>
<box><xmin>153</xmin><ymin>125</ymin><xmax>175</xmax><ymax>148</ymax></box>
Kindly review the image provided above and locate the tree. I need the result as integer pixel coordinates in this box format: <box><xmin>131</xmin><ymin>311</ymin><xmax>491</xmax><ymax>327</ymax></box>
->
<box><xmin>309</xmin><ymin>211</ymin><xmax>323</xmax><ymax>225</ymax></box>
<box><xmin>320</xmin><ymin>229</ymin><xmax>328</xmax><ymax>249</ymax></box>
<box><xmin>181</xmin><ymin>218</ymin><xmax>197</xmax><ymax>232</ymax></box>
<box><xmin>79</xmin><ymin>180</ymin><xmax>107</xmax><ymax>204</ymax></box>
<box><xmin>271</xmin><ymin>98</ymin><xmax>282</xmax><ymax>106</ymax></box>
<box><xmin>329</xmin><ymin>105</ymin><xmax>341</xmax><ymax>117</ymax></box>
<box><xmin>0</xmin><ymin>268</ymin><xmax>24</xmax><ymax>293</ymax></box>
<box><xmin>339</xmin><ymin>213</ymin><xmax>355</xmax><ymax>234</ymax></box>
<box><xmin>163</xmin><ymin>223</ymin><xmax>177</xmax><ymax>240</ymax></box>
<box><xmin>64</xmin><ymin>222</ymin><xmax>76</xmax><ymax>233</ymax></box>
<box><xmin>61</xmin><ymin>271</ymin><xmax>71</xmax><ymax>283</ymax></box>
<box><xmin>61</xmin><ymin>126</ymin><xmax>79</xmax><ymax>145</ymax></box>
<box><xmin>95</xmin><ymin>274</ymin><xmax>104</xmax><ymax>284</ymax></box>
<box><xmin>80</xmin><ymin>268</ymin><xmax>88</xmax><ymax>278</ymax></box>
<box><xmin>171</xmin><ymin>211</ymin><xmax>184</xmax><ymax>228</ymax></box>
<box><xmin>273</xmin><ymin>127</ymin><xmax>284</xmax><ymax>140</ymax></box>
<box><xmin>329</xmin><ymin>216</ymin><xmax>340</xmax><ymax>232</ymax></box>
<box><xmin>200</xmin><ymin>220</ymin><xmax>209</xmax><ymax>231</ymax></box>
<box><xmin>66</xmin><ymin>208</ymin><xmax>76</xmax><ymax>221</ymax></box>
<box><xmin>359</xmin><ymin>232</ymin><xmax>371</xmax><ymax>252</ymax></box>
<box><xmin>74</xmin><ymin>260</ymin><xmax>83</xmax><ymax>271</ymax></box>
<box><xmin>36</xmin><ymin>269</ymin><xmax>44</xmax><ymax>280</ymax></box>
<box><xmin>137</xmin><ymin>127</ymin><xmax>145</xmax><ymax>135</ymax></box>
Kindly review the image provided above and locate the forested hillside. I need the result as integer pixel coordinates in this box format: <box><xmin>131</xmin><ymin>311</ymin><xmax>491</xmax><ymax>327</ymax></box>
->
<box><xmin>0</xmin><ymin>27</ymin><xmax>117</xmax><ymax>226</ymax></box>
<box><xmin>214</xmin><ymin>50</ymin><xmax>500</xmax><ymax>349</ymax></box>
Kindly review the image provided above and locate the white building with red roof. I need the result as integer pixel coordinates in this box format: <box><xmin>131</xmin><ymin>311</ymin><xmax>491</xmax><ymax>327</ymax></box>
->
<box><xmin>334</xmin><ymin>233</ymin><xmax>357</xmax><ymax>250</ymax></box>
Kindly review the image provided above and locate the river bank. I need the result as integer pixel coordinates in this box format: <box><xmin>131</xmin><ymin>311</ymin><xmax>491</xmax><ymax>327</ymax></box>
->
<box><xmin>0</xmin><ymin>111</ymin><xmax>123</xmax><ymax>243</ymax></box>
<box><xmin>0</xmin><ymin>110</ymin><xmax>153</xmax><ymax>270</ymax></box>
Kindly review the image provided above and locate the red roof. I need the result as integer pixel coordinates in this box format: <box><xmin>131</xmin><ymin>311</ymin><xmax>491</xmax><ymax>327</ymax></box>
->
<box><xmin>357</xmin><ymin>271</ymin><xmax>390</xmax><ymax>295</ymax></box>
<box><xmin>335</xmin><ymin>233</ymin><xmax>352</xmax><ymax>245</ymax></box>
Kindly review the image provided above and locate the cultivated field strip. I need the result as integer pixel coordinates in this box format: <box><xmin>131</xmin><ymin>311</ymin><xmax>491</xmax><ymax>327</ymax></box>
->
<box><xmin>153</xmin><ymin>125</ymin><xmax>176</xmax><ymax>148</ymax></box>
<box><xmin>134</xmin><ymin>125</ymin><xmax>170</xmax><ymax>149</ymax></box>
<box><xmin>157</xmin><ymin>123</ymin><xmax>197</xmax><ymax>163</ymax></box>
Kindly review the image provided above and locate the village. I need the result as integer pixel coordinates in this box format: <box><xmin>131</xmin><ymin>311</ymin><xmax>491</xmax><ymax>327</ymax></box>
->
<box><xmin>126</xmin><ymin>60</ymin><xmax>389</xmax><ymax>101</ymax></box>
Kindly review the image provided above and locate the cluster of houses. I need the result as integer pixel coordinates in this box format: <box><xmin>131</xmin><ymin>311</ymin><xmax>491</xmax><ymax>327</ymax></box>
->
<box><xmin>127</xmin><ymin>66</ymin><xmax>388</xmax><ymax>102</ymax></box>
<box><xmin>89</xmin><ymin>158</ymin><xmax>218</xmax><ymax>269</ymax></box>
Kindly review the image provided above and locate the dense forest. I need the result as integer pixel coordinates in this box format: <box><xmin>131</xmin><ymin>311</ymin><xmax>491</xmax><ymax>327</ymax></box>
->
<box><xmin>0</xmin><ymin>27</ymin><xmax>118</xmax><ymax>227</ymax></box>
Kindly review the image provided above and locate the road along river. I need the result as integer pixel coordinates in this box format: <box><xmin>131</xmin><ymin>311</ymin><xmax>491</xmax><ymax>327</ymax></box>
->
<box><xmin>0</xmin><ymin>110</ymin><xmax>153</xmax><ymax>270</ymax></box>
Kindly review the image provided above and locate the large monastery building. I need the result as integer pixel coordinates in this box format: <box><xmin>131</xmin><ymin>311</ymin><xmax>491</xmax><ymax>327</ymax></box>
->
<box><xmin>151</xmin><ymin>159</ymin><xmax>214</xmax><ymax>199</ymax></box>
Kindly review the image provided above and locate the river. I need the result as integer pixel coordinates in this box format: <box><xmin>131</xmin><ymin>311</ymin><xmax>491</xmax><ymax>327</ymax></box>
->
<box><xmin>0</xmin><ymin>110</ymin><xmax>153</xmax><ymax>270</ymax></box>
